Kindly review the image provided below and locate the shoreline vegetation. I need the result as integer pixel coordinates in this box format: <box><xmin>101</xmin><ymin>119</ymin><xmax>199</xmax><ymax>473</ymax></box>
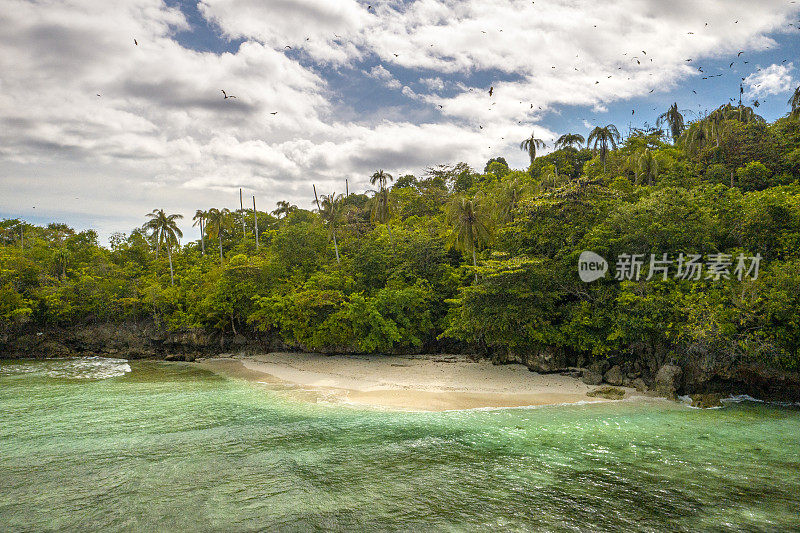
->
<box><xmin>3</xmin><ymin>101</ymin><xmax>800</xmax><ymax>404</ymax></box>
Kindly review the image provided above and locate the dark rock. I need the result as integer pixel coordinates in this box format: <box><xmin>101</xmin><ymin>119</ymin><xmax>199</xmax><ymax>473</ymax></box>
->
<box><xmin>604</xmin><ymin>365</ymin><xmax>624</xmax><ymax>386</ymax></box>
<box><xmin>581</xmin><ymin>368</ymin><xmax>603</xmax><ymax>385</ymax></box>
<box><xmin>654</xmin><ymin>364</ymin><xmax>683</xmax><ymax>398</ymax></box>
<box><xmin>587</xmin><ymin>386</ymin><xmax>626</xmax><ymax>400</ymax></box>
<box><xmin>493</xmin><ymin>347</ymin><xmax>569</xmax><ymax>373</ymax></box>
<box><xmin>691</xmin><ymin>393</ymin><xmax>724</xmax><ymax>409</ymax></box>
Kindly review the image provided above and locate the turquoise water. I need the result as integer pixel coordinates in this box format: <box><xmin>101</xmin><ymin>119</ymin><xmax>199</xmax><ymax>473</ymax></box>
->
<box><xmin>1</xmin><ymin>358</ymin><xmax>799</xmax><ymax>532</ymax></box>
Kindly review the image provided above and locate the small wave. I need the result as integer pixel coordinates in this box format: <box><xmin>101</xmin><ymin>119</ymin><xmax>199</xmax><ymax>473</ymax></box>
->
<box><xmin>722</xmin><ymin>394</ymin><xmax>800</xmax><ymax>407</ymax></box>
<box><xmin>0</xmin><ymin>357</ymin><xmax>131</xmax><ymax>380</ymax></box>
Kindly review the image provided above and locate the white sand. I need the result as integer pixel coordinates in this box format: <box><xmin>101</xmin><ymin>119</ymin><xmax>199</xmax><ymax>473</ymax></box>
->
<box><xmin>198</xmin><ymin>353</ymin><xmax>632</xmax><ymax>411</ymax></box>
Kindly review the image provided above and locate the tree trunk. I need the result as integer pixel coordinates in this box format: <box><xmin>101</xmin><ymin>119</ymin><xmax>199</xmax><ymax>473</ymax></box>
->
<box><xmin>219</xmin><ymin>235</ymin><xmax>224</xmax><ymax>266</ymax></box>
<box><xmin>472</xmin><ymin>247</ymin><xmax>478</xmax><ymax>282</ymax></box>
<box><xmin>253</xmin><ymin>196</ymin><xmax>259</xmax><ymax>249</ymax></box>
<box><xmin>200</xmin><ymin>220</ymin><xmax>205</xmax><ymax>255</ymax></box>
<box><xmin>167</xmin><ymin>245</ymin><xmax>174</xmax><ymax>286</ymax></box>
<box><xmin>333</xmin><ymin>232</ymin><xmax>340</xmax><ymax>264</ymax></box>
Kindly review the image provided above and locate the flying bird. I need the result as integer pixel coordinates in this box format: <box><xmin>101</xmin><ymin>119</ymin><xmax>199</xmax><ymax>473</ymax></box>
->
<box><xmin>221</xmin><ymin>90</ymin><xmax>236</xmax><ymax>99</ymax></box>
<box><xmin>134</xmin><ymin>38</ymin><xmax>138</xmax><ymax>46</ymax></box>
<box><xmin>489</xmin><ymin>86</ymin><xmax>493</xmax><ymax>96</ymax></box>
<box><xmin>270</xmin><ymin>112</ymin><xmax>278</xmax><ymax>115</ymax></box>
<box><xmin>737</xmin><ymin>51</ymin><xmax>744</xmax><ymax>56</ymax></box>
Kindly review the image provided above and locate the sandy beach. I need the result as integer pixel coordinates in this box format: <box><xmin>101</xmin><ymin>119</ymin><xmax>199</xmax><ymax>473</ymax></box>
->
<box><xmin>197</xmin><ymin>353</ymin><xmax>635</xmax><ymax>411</ymax></box>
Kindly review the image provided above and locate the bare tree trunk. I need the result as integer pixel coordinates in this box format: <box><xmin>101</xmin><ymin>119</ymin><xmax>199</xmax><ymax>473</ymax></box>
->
<box><xmin>198</xmin><ymin>221</ymin><xmax>203</xmax><ymax>254</ymax></box>
<box><xmin>167</xmin><ymin>245</ymin><xmax>174</xmax><ymax>286</ymax></box>
<box><xmin>253</xmin><ymin>196</ymin><xmax>259</xmax><ymax>249</ymax></box>
<box><xmin>240</xmin><ymin>188</ymin><xmax>246</xmax><ymax>237</ymax></box>
<box><xmin>333</xmin><ymin>232</ymin><xmax>340</xmax><ymax>264</ymax></box>
<box><xmin>219</xmin><ymin>236</ymin><xmax>224</xmax><ymax>266</ymax></box>
<box><xmin>472</xmin><ymin>247</ymin><xmax>478</xmax><ymax>282</ymax></box>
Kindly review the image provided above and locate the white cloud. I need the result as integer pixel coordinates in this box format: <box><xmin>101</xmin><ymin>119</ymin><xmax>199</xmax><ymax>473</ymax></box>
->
<box><xmin>420</xmin><ymin>77</ymin><xmax>445</xmax><ymax>91</ymax></box>
<box><xmin>744</xmin><ymin>63</ymin><xmax>794</xmax><ymax>98</ymax></box>
<box><xmin>1</xmin><ymin>0</ymin><xmax>799</xmax><ymax>240</ymax></box>
<box><xmin>365</xmin><ymin>64</ymin><xmax>402</xmax><ymax>89</ymax></box>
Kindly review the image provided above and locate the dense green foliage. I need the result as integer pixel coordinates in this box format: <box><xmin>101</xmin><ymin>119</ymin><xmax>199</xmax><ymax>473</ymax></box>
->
<box><xmin>3</xmin><ymin>105</ymin><xmax>800</xmax><ymax>371</ymax></box>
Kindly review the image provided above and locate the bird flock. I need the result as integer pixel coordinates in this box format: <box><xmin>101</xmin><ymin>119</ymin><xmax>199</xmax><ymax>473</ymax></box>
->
<box><xmin>109</xmin><ymin>4</ymin><xmax>798</xmax><ymax>151</ymax></box>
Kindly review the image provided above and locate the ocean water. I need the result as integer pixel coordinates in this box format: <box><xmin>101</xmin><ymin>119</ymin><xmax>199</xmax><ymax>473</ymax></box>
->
<box><xmin>1</xmin><ymin>358</ymin><xmax>799</xmax><ymax>532</ymax></box>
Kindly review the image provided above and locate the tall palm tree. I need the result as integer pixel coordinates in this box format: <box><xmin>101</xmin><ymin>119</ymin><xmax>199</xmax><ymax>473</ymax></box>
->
<box><xmin>496</xmin><ymin>178</ymin><xmax>525</xmax><ymax>223</ymax></box>
<box><xmin>656</xmin><ymin>103</ymin><xmax>686</xmax><ymax>143</ymax></box>
<box><xmin>319</xmin><ymin>193</ymin><xmax>343</xmax><ymax>264</ymax></box>
<box><xmin>192</xmin><ymin>209</ymin><xmax>207</xmax><ymax>255</ymax></box>
<box><xmin>370</xmin><ymin>169</ymin><xmax>394</xmax><ymax>191</ymax></box>
<box><xmin>370</xmin><ymin>169</ymin><xmax>395</xmax><ymax>236</ymax></box>
<box><xmin>587</xmin><ymin>124</ymin><xmax>621</xmax><ymax>173</ymax></box>
<box><xmin>520</xmin><ymin>131</ymin><xmax>547</xmax><ymax>165</ymax></box>
<box><xmin>789</xmin><ymin>85</ymin><xmax>800</xmax><ymax>120</ymax></box>
<box><xmin>554</xmin><ymin>133</ymin><xmax>586</xmax><ymax>150</ymax></box>
<box><xmin>447</xmin><ymin>196</ymin><xmax>493</xmax><ymax>282</ymax></box>
<box><xmin>680</xmin><ymin>121</ymin><xmax>711</xmax><ymax>156</ymax></box>
<box><xmin>55</xmin><ymin>248</ymin><xmax>69</xmax><ymax>281</ymax></box>
<box><xmin>205</xmin><ymin>208</ymin><xmax>231</xmax><ymax>266</ymax></box>
<box><xmin>271</xmin><ymin>200</ymin><xmax>297</xmax><ymax>219</ymax></box>
<box><xmin>144</xmin><ymin>209</ymin><xmax>183</xmax><ymax>286</ymax></box>
<box><xmin>636</xmin><ymin>149</ymin><xmax>660</xmax><ymax>185</ymax></box>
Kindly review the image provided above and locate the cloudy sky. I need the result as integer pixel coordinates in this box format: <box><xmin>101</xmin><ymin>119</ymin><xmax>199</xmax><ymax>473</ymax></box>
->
<box><xmin>1</xmin><ymin>0</ymin><xmax>799</xmax><ymax>241</ymax></box>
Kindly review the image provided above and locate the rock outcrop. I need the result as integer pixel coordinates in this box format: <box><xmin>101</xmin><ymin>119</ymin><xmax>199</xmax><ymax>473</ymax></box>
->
<box><xmin>654</xmin><ymin>364</ymin><xmax>683</xmax><ymax>398</ymax></box>
<box><xmin>587</xmin><ymin>386</ymin><xmax>626</xmax><ymax>400</ymax></box>
<box><xmin>603</xmin><ymin>365</ymin><xmax>624</xmax><ymax>386</ymax></box>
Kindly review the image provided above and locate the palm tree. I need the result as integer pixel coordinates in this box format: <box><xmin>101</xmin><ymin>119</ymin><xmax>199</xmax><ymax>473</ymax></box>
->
<box><xmin>680</xmin><ymin>121</ymin><xmax>711</xmax><ymax>156</ymax></box>
<box><xmin>271</xmin><ymin>200</ymin><xmax>297</xmax><ymax>219</ymax></box>
<box><xmin>656</xmin><ymin>103</ymin><xmax>686</xmax><ymax>143</ymax></box>
<box><xmin>496</xmin><ymin>178</ymin><xmax>525</xmax><ymax>222</ymax></box>
<box><xmin>192</xmin><ymin>209</ymin><xmax>207</xmax><ymax>255</ymax></box>
<box><xmin>144</xmin><ymin>209</ymin><xmax>183</xmax><ymax>286</ymax></box>
<box><xmin>55</xmin><ymin>248</ymin><xmax>69</xmax><ymax>281</ymax></box>
<box><xmin>587</xmin><ymin>124</ymin><xmax>621</xmax><ymax>173</ymax></box>
<box><xmin>319</xmin><ymin>193</ymin><xmax>343</xmax><ymax>264</ymax></box>
<box><xmin>447</xmin><ymin>196</ymin><xmax>493</xmax><ymax>282</ymax></box>
<box><xmin>554</xmin><ymin>133</ymin><xmax>586</xmax><ymax>150</ymax></box>
<box><xmin>205</xmin><ymin>208</ymin><xmax>231</xmax><ymax>266</ymax></box>
<box><xmin>370</xmin><ymin>169</ymin><xmax>394</xmax><ymax>191</ymax></box>
<box><xmin>636</xmin><ymin>149</ymin><xmax>660</xmax><ymax>185</ymax></box>
<box><xmin>370</xmin><ymin>170</ymin><xmax>395</xmax><ymax>236</ymax></box>
<box><xmin>789</xmin><ymin>86</ymin><xmax>800</xmax><ymax>120</ymax></box>
<box><xmin>520</xmin><ymin>131</ymin><xmax>547</xmax><ymax>166</ymax></box>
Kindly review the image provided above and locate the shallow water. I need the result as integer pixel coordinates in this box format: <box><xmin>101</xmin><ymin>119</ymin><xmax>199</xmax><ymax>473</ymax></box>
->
<box><xmin>1</xmin><ymin>358</ymin><xmax>799</xmax><ymax>532</ymax></box>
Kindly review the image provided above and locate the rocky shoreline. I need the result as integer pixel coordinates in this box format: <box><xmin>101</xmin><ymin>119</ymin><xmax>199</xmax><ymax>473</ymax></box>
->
<box><xmin>2</xmin><ymin>323</ymin><xmax>799</xmax><ymax>407</ymax></box>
